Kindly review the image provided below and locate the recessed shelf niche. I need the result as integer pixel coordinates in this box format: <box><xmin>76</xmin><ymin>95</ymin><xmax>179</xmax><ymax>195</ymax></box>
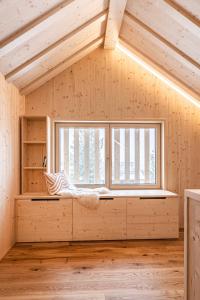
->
<box><xmin>21</xmin><ymin>116</ymin><xmax>51</xmax><ymax>194</ymax></box>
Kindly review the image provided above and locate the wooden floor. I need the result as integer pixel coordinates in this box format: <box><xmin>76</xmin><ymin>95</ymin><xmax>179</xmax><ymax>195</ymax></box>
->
<box><xmin>0</xmin><ymin>238</ymin><xmax>184</xmax><ymax>300</ymax></box>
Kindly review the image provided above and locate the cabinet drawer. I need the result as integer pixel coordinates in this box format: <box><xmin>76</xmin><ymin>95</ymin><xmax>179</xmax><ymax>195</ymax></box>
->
<box><xmin>16</xmin><ymin>199</ymin><xmax>72</xmax><ymax>242</ymax></box>
<box><xmin>73</xmin><ymin>197</ymin><xmax>126</xmax><ymax>241</ymax></box>
<box><xmin>127</xmin><ymin>197</ymin><xmax>179</xmax><ymax>239</ymax></box>
<box><xmin>127</xmin><ymin>197</ymin><xmax>179</xmax><ymax>216</ymax></box>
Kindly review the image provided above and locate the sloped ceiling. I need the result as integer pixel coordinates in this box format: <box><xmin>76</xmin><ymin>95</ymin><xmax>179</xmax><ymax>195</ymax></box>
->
<box><xmin>0</xmin><ymin>0</ymin><xmax>199</xmax><ymax>97</ymax></box>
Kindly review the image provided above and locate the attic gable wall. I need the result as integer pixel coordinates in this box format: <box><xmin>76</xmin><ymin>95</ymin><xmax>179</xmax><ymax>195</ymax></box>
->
<box><xmin>25</xmin><ymin>48</ymin><xmax>200</xmax><ymax>227</ymax></box>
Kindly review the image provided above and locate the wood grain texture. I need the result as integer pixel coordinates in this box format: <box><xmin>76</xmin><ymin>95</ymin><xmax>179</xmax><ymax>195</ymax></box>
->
<box><xmin>127</xmin><ymin>197</ymin><xmax>179</xmax><ymax>239</ymax></box>
<box><xmin>15</xmin><ymin>195</ymin><xmax>178</xmax><ymax>242</ymax></box>
<box><xmin>20</xmin><ymin>37</ymin><xmax>104</xmax><ymax>95</ymax></box>
<box><xmin>0</xmin><ymin>73</ymin><xmax>25</xmax><ymax>260</ymax></box>
<box><xmin>14</xmin><ymin>14</ymin><xmax>107</xmax><ymax>90</ymax></box>
<box><xmin>0</xmin><ymin>0</ymin><xmax>63</xmax><ymax>42</ymax></box>
<box><xmin>21</xmin><ymin>116</ymin><xmax>51</xmax><ymax>194</ymax></box>
<box><xmin>126</xmin><ymin>0</ymin><xmax>200</xmax><ymax>64</ymax></box>
<box><xmin>172</xmin><ymin>0</ymin><xmax>200</xmax><ymax>22</ymax></box>
<box><xmin>25</xmin><ymin>48</ymin><xmax>200</xmax><ymax>228</ymax></box>
<box><xmin>184</xmin><ymin>195</ymin><xmax>200</xmax><ymax>300</ymax></box>
<box><xmin>120</xmin><ymin>16</ymin><xmax>200</xmax><ymax>95</ymax></box>
<box><xmin>0</xmin><ymin>239</ymin><xmax>184</xmax><ymax>299</ymax></box>
<box><xmin>16</xmin><ymin>199</ymin><xmax>73</xmax><ymax>242</ymax></box>
<box><xmin>104</xmin><ymin>0</ymin><xmax>127</xmax><ymax>49</ymax></box>
<box><xmin>73</xmin><ymin>198</ymin><xmax>127</xmax><ymax>241</ymax></box>
<box><xmin>0</xmin><ymin>0</ymin><xmax>108</xmax><ymax>75</ymax></box>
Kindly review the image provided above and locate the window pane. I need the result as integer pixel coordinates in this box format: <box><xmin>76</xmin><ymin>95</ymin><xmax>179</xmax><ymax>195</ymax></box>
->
<box><xmin>112</xmin><ymin>127</ymin><xmax>157</xmax><ymax>185</ymax></box>
<box><xmin>58</xmin><ymin>127</ymin><xmax>105</xmax><ymax>185</ymax></box>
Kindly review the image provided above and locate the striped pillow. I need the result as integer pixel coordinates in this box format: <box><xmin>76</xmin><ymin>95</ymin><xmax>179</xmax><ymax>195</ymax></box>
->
<box><xmin>44</xmin><ymin>171</ymin><xmax>72</xmax><ymax>195</ymax></box>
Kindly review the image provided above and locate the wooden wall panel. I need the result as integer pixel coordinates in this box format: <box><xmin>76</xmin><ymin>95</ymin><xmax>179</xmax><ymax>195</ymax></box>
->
<box><xmin>0</xmin><ymin>73</ymin><xmax>25</xmax><ymax>259</ymax></box>
<box><xmin>25</xmin><ymin>48</ymin><xmax>200</xmax><ymax>227</ymax></box>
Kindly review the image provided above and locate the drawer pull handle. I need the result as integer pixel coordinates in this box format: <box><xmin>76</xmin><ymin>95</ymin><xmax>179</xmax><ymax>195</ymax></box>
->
<box><xmin>100</xmin><ymin>197</ymin><xmax>114</xmax><ymax>200</ymax></box>
<box><xmin>31</xmin><ymin>198</ymin><xmax>60</xmax><ymax>202</ymax></box>
<box><xmin>140</xmin><ymin>197</ymin><xmax>167</xmax><ymax>200</ymax></box>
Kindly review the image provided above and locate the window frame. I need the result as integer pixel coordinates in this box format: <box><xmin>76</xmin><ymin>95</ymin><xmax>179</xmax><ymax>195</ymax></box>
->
<box><xmin>55</xmin><ymin>122</ymin><xmax>110</xmax><ymax>188</ymax></box>
<box><xmin>109</xmin><ymin>123</ymin><xmax>161</xmax><ymax>190</ymax></box>
<box><xmin>55</xmin><ymin>121</ymin><xmax>163</xmax><ymax>190</ymax></box>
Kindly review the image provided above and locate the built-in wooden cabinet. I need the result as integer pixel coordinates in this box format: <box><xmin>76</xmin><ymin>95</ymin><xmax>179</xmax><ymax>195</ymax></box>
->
<box><xmin>185</xmin><ymin>190</ymin><xmax>200</xmax><ymax>300</ymax></box>
<box><xmin>20</xmin><ymin>116</ymin><xmax>51</xmax><ymax>194</ymax></box>
<box><xmin>127</xmin><ymin>197</ymin><xmax>179</xmax><ymax>239</ymax></box>
<box><xmin>73</xmin><ymin>197</ymin><xmax>127</xmax><ymax>241</ymax></box>
<box><xmin>16</xmin><ymin>199</ymin><xmax>72</xmax><ymax>242</ymax></box>
<box><xmin>15</xmin><ymin>194</ymin><xmax>179</xmax><ymax>242</ymax></box>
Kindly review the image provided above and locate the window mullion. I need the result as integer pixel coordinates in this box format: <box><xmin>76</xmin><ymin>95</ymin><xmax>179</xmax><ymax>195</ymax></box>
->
<box><xmin>74</xmin><ymin>128</ymin><xmax>79</xmax><ymax>183</ymax></box>
<box><xmin>63</xmin><ymin>129</ymin><xmax>69</xmax><ymax>175</ymax></box>
<box><xmin>135</xmin><ymin>128</ymin><xmax>140</xmax><ymax>183</ymax></box>
<box><xmin>125</xmin><ymin>128</ymin><xmax>130</xmax><ymax>182</ymax></box>
<box><xmin>94</xmin><ymin>129</ymin><xmax>100</xmax><ymax>184</ymax></box>
<box><xmin>84</xmin><ymin>129</ymin><xmax>90</xmax><ymax>183</ymax></box>
<box><xmin>144</xmin><ymin>129</ymin><xmax>150</xmax><ymax>183</ymax></box>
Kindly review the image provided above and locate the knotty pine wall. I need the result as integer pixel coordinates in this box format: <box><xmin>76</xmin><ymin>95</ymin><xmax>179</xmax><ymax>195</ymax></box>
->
<box><xmin>25</xmin><ymin>48</ymin><xmax>200</xmax><ymax>227</ymax></box>
<box><xmin>0</xmin><ymin>73</ymin><xmax>25</xmax><ymax>259</ymax></box>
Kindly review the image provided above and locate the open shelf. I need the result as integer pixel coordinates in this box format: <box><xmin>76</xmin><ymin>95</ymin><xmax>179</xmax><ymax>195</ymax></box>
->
<box><xmin>21</xmin><ymin>116</ymin><xmax>51</xmax><ymax>194</ymax></box>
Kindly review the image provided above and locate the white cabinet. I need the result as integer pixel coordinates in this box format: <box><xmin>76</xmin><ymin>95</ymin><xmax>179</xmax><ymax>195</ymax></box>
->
<box><xmin>73</xmin><ymin>197</ymin><xmax>126</xmax><ymax>241</ymax></box>
<box><xmin>16</xmin><ymin>198</ymin><xmax>72</xmax><ymax>242</ymax></box>
<box><xmin>127</xmin><ymin>197</ymin><xmax>179</xmax><ymax>239</ymax></box>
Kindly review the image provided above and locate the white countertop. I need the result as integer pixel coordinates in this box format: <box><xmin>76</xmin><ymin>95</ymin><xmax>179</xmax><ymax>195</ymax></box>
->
<box><xmin>16</xmin><ymin>189</ymin><xmax>178</xmax><ymax>200</ymax></box>
<box><xmin>185</xmin><ymin>189</ymin><xmax>200</xmax><ymax>202</ymax></box>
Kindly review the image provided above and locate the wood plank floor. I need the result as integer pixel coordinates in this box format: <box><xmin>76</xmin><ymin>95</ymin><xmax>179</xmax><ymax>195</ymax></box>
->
<box><xmin>0</xmin><ymin>238</ymin><xmax>184</xmax><ymax>300</ymax></box>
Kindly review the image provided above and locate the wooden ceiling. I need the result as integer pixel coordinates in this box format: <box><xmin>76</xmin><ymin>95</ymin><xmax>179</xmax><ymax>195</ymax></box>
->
<box><xmin>0</xmin><ymin>0</ymin><xmax>199</xmax><ymax>97</ymax></box>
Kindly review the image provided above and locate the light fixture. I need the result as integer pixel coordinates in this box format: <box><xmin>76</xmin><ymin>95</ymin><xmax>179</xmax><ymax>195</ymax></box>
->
<box><xmin>117</xmin><ymin>42</ymin><xmax>200</xmax><ymax>109</ymax></box>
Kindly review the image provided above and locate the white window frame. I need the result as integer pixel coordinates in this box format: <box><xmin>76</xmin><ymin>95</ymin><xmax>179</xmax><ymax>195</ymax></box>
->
<box><xmin>55</xmin><ymin>121</ymin><xmax>163</xmax><ymax>189</ymax></box>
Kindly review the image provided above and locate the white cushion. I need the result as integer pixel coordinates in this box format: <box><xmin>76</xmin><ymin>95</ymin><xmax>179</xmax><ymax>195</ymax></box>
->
<box><xmin>44</xmin><ymin>171</ymin><xmax>74</xmax><ymax>195</ymax></box>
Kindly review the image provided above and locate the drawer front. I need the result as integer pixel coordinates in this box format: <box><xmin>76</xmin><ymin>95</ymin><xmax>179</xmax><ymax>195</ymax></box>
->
<box><xmin>16</xmin><ymin>199</ymin><xmax>72</xmax><ymax>242</ymax></box>
<box><xmin>127</xmin><ymin>197</ymin><xmax>179</xmax><ymax>239</ymax></box>
<box><xmin>73</xmin><ymin>197</ymin><xmax>126</xmax><ymax>241</ymax></box>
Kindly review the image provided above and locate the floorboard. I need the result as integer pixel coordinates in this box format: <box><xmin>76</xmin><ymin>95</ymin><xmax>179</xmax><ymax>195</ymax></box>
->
<box><xmin>0</xmin><ymin>239</ymin><xmax>184</xmax><ymax>300</ymax></box>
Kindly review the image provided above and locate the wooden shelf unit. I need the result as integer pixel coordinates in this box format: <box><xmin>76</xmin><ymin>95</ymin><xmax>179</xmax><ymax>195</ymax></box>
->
<box><xmin>20</xmin><ymin>116</ymin><xmax>51</xmax><ymax>194</ymax></box>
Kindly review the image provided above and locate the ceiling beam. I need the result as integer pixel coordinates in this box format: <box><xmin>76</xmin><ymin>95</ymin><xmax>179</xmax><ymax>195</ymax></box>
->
<box><xmin>5</xmin><ymin>10</ymin><xmax>107</xmax><ymax>83</ymax></box>
<box><xmin>119</xmin><ymin>37</ymin><xmax>200</xmax><ymax>103</ymax></box>
<box><xmin>104</xmin><ymin>0</ymin><xmax>127</xmax><ymax>49</ymax></box>
<box><xmin>20</xmin><ymin>36</ymin><xmax>104</xmax><ymax>95</ymax></box>
<box><xmin>124</xmin><ymin>11</ymin><xmax>200</xmax><ymax>70</ymax></box>
<box><xmin>164</xmin><ymin>0</ymin><xmax>200</xmax><ymax>28</ymax></box>
<box><xmin>0</xmin><ymin>0</ymin><xmax>75</xmax><ymax>58</ymax></box>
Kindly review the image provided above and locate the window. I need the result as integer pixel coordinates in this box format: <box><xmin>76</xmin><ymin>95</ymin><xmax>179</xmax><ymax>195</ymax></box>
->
<box><xmin>56</xmin><ymin>124</ymin><xmax>108</xmax><ymax>186</ymax></box>
<box><xmin>55</xmin><ymin>122</ymin><xmax>162</xmax><ymax>189</ymax></box>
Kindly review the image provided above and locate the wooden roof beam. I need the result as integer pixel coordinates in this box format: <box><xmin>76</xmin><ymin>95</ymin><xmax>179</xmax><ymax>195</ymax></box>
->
<box><xmin>164</xmin><ymin>0</ymin><xmax>200</xmax><ymax>28</ymax></box>
<box><xmin>124</xmin><ymin>11</ymin><xmax>200</xmax><ymax>70</ymax></box>
<box><xmin>0</xmin><ymin>0</ymin><xmax>75</xmax><ymax>58</ymax></box>
<box><xmin>118</xmin><ymin>37</ymin><xmax>200</xmax><ymax>105</ymax></box>
<box><xmin>20</xmin><ymin>36</ymin><xmax>104</xmax><ymax>95</ymax></box>
<box><xmin>5</xmin><ymin>10</ymin><xmax>107</xmax><ymax>83</ymax></box>
<box><xmin>104</xmin><ymin>0</ymin><xmax>127</xmax><ymax>49</ymax></box>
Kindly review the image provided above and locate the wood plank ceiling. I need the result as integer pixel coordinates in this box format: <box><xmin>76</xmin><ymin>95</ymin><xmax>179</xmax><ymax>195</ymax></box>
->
<box><xmin>0</xmin><ymin>0</ymin><xmax>199</xmax><ymax>97</ymax></box>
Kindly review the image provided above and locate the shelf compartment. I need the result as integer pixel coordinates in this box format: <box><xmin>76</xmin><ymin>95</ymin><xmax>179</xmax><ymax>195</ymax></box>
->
<box><xmin>22</xmin><ymin>117</ymin><xmax>46</xmax><ymax>141</ymax></box>
<box><xmin>23</xmin><ymin>169</ymin><xmax>47</xmax><ymax>193</ymax></box>
<box><xmin>23</xmin><ymin>143</ymin><xmax>47</xmax><ymax>168</ymax></box>
<box><xmin>20</xmin><ymin>116</ymin><xmax>51</xmax><ymax>194</ymax></box>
